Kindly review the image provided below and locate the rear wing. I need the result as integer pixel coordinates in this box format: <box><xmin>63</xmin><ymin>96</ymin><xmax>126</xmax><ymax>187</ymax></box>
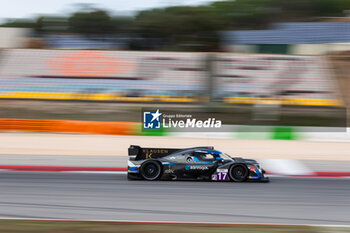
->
<box><xmin>128</xmin><ymin>145</ymin><xmax>214</xmax><ymax>160</ymax></box>
<box><xmin>128</xmin><ymin>145</ymin><xmax>180</xmax><ymax>160</ymax></box>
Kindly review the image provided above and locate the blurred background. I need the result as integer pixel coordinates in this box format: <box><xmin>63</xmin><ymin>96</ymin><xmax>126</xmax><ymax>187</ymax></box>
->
<box><xmin>0</xmin><ymin>0</ymin><xmax>349</xmax><ymax>128</ymax></box>
<box><xmin>0</xmin><ymin>0</ymin><xmax>350</xmax><ymax>231</ymax></box>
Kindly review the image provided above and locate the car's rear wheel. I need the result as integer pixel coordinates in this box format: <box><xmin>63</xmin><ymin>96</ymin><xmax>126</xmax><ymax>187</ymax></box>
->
<box><xmin>140</xmin><ymin>161</ymin><xmax>162</xmax><ymax>181</ymax></box>
<box><xmin>229</xmin><ymin>164</ymin><xmax>248</xmax><ymax>182</ymax></box>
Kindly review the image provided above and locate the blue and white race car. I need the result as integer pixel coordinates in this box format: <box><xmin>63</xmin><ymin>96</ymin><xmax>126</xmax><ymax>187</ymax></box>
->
<box><xmin>127</xmin><ymin>145</ymin><xmax>269</xmax><ymax>182</ymax></box>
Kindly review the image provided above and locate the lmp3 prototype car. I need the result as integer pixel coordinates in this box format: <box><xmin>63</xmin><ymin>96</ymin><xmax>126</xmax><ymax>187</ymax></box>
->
<box><xmin>128</xmin><ymin>145</ymin><xmax>269</xmax><ymax>182</ymax></box>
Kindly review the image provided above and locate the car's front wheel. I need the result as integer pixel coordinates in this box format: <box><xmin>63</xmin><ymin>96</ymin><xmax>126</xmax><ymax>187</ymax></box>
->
<box><xmin>140</xmin><ymin>161</ymin><xmax>162</xmax><ymax>181</ymax></box>
<box><xmin>229</xmin><ymin>164</ymin><xmax>248</xmax><ymax>182</ymax></box>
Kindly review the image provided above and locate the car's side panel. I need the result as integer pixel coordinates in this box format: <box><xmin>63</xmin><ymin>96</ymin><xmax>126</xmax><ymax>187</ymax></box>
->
<box><xmin>127</xmin><ymin>147</ymin><xmax>269</xmax><ymax>182</ymax></box>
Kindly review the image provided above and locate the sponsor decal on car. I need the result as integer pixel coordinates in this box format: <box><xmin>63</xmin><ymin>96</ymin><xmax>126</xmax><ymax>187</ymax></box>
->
<box><xmin>185</xmin><ymin>165</ymin><xmax>209</xmax><ymax>171</ymax></box>
<box><xmin>164</xmin><ymin>168</ymin><xmax>174</xmax><ymax>174</ymax></box>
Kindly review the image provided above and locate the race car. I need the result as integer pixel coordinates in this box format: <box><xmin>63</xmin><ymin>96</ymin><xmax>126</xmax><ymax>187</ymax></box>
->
<box><xmin>128</xmin><ymin>145</ymin><xmax>269</xmax><ymax>182</ymax></box>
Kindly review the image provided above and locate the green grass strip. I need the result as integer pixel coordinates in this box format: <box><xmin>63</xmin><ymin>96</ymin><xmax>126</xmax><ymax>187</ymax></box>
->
<box><xmin>272</xmin><ymin>126</ymin><xmax>296</xmax><ymax>140</ymax></box>
<box><xmin>0</xmin><ymin>220</ymin><xmax>345</xmax><ymax>233</ymax></box>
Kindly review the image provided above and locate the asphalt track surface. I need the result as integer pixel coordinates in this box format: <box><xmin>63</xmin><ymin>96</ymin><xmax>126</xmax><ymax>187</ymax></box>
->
<box><xmin>0</xmin><ymin>171</ymin><xmax>349</xmax><ymax>225</ymax></box>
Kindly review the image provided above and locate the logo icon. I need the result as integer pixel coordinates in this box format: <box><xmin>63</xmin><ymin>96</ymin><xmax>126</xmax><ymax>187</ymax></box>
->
<box><xmin>143</xmin><ymin>109</ymin><xmax>162</xmax><ymax>129</ymax></box>
<box><xmin>185</xmin><ymin>165</ymin><xmax>190</xmax><ymax>171</ymax></box>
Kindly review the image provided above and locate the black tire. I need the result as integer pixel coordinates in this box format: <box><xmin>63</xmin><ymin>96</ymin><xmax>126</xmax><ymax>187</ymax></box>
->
<box><xmin>140</xmin><ymin>161</ymin><xmax>162</xmax><ymax>181</ymax></box>
<box><xmin>229</xmin><ymin>164</ymin><xmax>248</xmax><ymax>182</ymax></box>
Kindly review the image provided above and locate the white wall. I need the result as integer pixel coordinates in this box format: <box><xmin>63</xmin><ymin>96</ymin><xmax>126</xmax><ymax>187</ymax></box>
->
<box><xmin>290</xmin><ymin>44</ymin><xmax>329</xmax><ymax>55</ymax></box>
<box><xmin>0</xmin><ymin>27</ymin><xmax>31</xmax><ymax>48</ymax></box>
<box><xmin>291</xmin><ymin>43</ymin><xmax>350</xmax><ymax>55</ymax></box>
<box><xmin>327</xmin><ymin>43</ymin><xmax>350</xmax><ymax>53</ymax></box>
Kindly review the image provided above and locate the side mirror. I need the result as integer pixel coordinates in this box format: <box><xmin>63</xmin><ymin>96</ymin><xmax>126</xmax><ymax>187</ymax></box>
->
<box><xmin>215</xmin><ymin>157</ymin><xmax>223</xmax><ymax>162</ymax></box>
